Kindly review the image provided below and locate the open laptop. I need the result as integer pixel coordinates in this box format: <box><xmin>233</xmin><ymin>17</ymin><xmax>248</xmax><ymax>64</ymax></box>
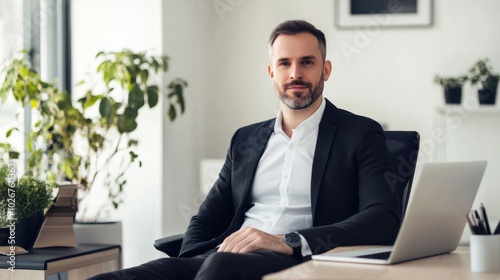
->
<box><xmin>312</xmin><ymin>161</ymin><xmax>487</xmax><ymax>265</ymax></box>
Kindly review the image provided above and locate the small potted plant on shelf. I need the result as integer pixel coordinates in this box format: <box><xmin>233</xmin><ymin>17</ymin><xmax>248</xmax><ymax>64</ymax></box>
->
<box><xmin>0</xmin><ymin>164</ymin><xmax>55</xmax><ymax>252</ymax></box>
<box><xmin>433</xmin><ymin>75</ymin><xmax>467</xmax><ymax>104</ymax></box>
<box><xmin>468</xmin><ymin>58</ymin><xmax>499</xmax><ymax>105</ymax></box>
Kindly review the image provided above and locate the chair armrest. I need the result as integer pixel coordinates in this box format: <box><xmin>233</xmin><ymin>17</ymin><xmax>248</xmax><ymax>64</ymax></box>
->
<box><xmin>153</xmin><ymin>233</ymin><xmax>185</xmax><ymax>257</ymax></box>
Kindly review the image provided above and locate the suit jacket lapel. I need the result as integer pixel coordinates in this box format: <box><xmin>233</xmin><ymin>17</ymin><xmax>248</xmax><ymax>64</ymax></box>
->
<box><xmin>311</xmin><ymin>100</ymin><xmax>338</xmax><ymax>217</ymax></box>
<box><xmin>235</xmin><ymin>122</ymin><xmax>274</xmax><ymax>214</ymax></box>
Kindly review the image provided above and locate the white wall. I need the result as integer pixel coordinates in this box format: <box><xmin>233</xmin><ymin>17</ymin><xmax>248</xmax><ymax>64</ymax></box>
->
<box><xmin>160</xmin><ymin>0</ymin><xmax>208</xmax><ymax>238</ymax></box>
<box><xmin>72</xmin><ymin>0</ymin><xmax>164</xmax><ymax>267</ymax></box>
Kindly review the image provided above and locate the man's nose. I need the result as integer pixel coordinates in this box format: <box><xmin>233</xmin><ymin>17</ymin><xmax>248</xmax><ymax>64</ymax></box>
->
<box><xmin>289</xmin><ymin>64</ymin><xmax>303</xmax><ymax>80</ymax></box>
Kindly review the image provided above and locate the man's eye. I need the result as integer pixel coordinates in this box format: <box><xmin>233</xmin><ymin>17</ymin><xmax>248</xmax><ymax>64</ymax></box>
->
<box><xmin>302</xmin><ymin>60</ymin><xmax>313</xmax><ymax>65</ymax></box>
<box><xmin>278</xmin><ymin>61</ymin><xmax>290</xmax><ymax>66</ymax></box>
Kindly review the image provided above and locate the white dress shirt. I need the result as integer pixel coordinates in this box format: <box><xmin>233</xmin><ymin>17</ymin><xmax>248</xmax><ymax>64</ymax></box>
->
<box><xmin>241</xmin><ymin>98</ymin><xmax>326</xmax><ymax>255</ymax></box>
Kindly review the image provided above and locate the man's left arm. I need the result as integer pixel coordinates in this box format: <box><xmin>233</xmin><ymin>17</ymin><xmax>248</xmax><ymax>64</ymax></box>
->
<box><xmin>298</xmin><ymin>125</ymin><xmax>401</xmax><ymax>255</ymax></box>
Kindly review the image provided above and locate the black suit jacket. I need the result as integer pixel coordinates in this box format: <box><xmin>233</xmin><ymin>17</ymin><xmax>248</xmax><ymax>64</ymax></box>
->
<box><xmin>180</xmin><ymin>99</ymin><xmax>401</xmax><ymax>257</ymax></box>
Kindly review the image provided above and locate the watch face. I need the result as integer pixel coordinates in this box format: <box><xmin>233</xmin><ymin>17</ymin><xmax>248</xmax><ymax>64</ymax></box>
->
<box><xmin>285</xmin><ymin>232</ymin><xmax>301</xmax><ymax>247</ymax></box>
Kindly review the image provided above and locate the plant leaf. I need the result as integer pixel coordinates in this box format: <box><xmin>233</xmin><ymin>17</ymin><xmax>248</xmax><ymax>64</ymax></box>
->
<box><xmin>128</xmin><ymin>85</ymin><xmax>145</xmax><ymax>110</ymax></box>
<box><xmin>117</xmin><ymin>114</ymin><xmax>138</xmax><ymax>133</ymax></box>
<box><xmin>168</xmin><ymin>104</ymin><xmax>176</xmax><ymax>121</ymax></box>
<box><xmin>34</xmin><ymin>120</ymin><xmax>42</xmax><ymax>128</ymax></box>
<box><xmin>8</xmin><ymin>151</ymin><xmax>20</xmax><ymax>159</ymax></box>
<box><xmin>123</xmin><ymin>107</ymin><xmax>138</xmax><ymax>119</ymax></box>
<box><xmin>26</xmin><ymin>133</ymin><xmax>33</xmax><ymax>153</ymax></box>
<box><xmin>99</xmin><ymin>97</ymin><xmax>111</xmax><ymax>119</ymax></box>
<box><xmin>127</xmin><ymin>139</ymin><xmax>139</xmax><ymax>147</ymax></box>
<box><xmin>146</xmin><ymin>85</ymin><xmax>159</xmax><ymax>108</ymax></box>
<box><xmin>129</xmin><ymin>151</ymin><xmax>138</xmax><ymax>161</ymax></box>
<box><xmin>95</xmin><ymin>51</ymin><xmax>105</xmax><ymax>58</ymax></box>
<box><xmin>84</xmin><ymin>94</ymin><xmax>101</xmax><ymax>109</ymax></box>
<box><xmin>30</xmin><ymin>99</ymin><xmax>38</xmax><ymax>109</ymax></box>
<box><xmin>6</xmin><ymin>127</ymin><xmax>18</xmax><ymax>137</ymax></box>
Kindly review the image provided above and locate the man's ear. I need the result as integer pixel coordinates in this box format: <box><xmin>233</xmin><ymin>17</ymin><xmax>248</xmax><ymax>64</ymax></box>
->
<box><xmin>267</xmin><ymin>64</ymin><xmax>274</xmax><ymax>79</ymax></box>
<box><xmin>323</xmin><ymin>60</ymin><xmax>332</xmax><ymax>81</ymax></box>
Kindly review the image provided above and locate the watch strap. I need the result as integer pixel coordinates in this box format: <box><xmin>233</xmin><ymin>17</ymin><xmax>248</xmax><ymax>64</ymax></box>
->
<box><xmin>284</xmin><ymin>232</ymin><xmax>303</xmax><ymax>261</ymax></box>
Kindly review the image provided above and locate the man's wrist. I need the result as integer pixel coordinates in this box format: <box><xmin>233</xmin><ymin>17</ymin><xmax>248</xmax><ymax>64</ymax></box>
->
<box><xmin>281</xmin><ymin>238</ymin><xmax>294</xmax><ymax>255</ymax></box>
<box><xmin>283</xmin><ymin>232</ymin><xmax>302</xmax><ymax>259</ymax></box>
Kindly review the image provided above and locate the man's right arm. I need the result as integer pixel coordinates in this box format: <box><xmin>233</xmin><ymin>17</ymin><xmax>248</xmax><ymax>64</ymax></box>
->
<box><xmin>180</xmin><ymin>152</ymin><xmax>234</xmax><ymax>253</ymax></box>
<box><xmin>179</xmin><ymin>129</ymin><xmax>243</xmax><ymax>257</ymax></box>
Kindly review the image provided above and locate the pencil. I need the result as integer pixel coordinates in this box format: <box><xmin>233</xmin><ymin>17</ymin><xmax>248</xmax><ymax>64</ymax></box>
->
<box><xmin>466</xmin><ymin>214</ymin><xmax>477</xmax><ymax>234</ymax></box>
<box><xmin>480</xmin><ymin>203</ymin><xmax>492</xmax><ymax>234</ymax></box>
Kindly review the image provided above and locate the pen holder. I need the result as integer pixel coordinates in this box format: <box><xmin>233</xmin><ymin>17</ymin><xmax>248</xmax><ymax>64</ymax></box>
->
<box><xmin>470</xmin><ymin>234</ymin><xmax>500</xmax><ymax>273</ymax></box>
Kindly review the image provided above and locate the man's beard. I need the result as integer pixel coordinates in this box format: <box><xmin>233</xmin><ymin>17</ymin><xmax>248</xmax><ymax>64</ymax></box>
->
<box><xmin>274</xmin><ymin>74</ymin><xmax>324</xmax><ymax>110</ymax></box>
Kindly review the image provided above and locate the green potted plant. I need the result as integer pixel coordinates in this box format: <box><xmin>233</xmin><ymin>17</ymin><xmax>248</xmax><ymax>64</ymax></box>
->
<box><xmin>0</xmin><ymin>164</ymin><xmax>55</xmax><ymax>251</ymax></box>
<box><xmin>433</xmin><ymin>75</ymin><xmax>467</xmax><ymax>104</ymax></box>
<box><xmin>468</xmin><ymin>58</ymin><xmax>499</xmax><ymax>105</ymax></box>
<box><xmin>0</xmin><ymin>49</ymin><xmax>187</xmax><ymax>220</ymax></box>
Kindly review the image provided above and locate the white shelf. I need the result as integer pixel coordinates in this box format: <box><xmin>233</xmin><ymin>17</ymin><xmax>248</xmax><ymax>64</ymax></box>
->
<box><xmin>432</xmin><ymin>107</ymin><xmax>500</xmax><ymax>240</ymax></box>
<box><xmin>436</xmin><ymin>105</ymin><xmax>500</xmax><ymax>115</ymax></box>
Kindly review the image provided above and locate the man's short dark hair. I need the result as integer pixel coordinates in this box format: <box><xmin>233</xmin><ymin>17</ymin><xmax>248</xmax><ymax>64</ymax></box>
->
<box><xmin>268</xmin><ymin>20</ymin><xmax>327</xmax><ymax>61</ymax></box>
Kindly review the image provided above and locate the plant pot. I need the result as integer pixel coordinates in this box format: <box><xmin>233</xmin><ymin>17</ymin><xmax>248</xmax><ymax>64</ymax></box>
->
<box><xmin>0</xmin><ymin>212</ymin><xmax>44</xmax><ymax>251</ymax></box>
<box><xmin>444</xmin><ymin>87</ymin><xmax>462</xmax><ymax>104</ymax></box>
<box><xmin>0</xmin><ymin>228</ymin><xmax>9</xmax><ymax>246</ymax></box>
<box><xmin>478</xmin><ymin>87</ymin><xmax>497</xmax><ymax>105</ymax></box>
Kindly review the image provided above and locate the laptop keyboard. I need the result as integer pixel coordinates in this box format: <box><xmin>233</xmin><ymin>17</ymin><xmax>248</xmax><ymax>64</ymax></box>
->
<box><xmin>355</xmin><ymin>251</ymin><xmax>392</xmax><ymax>260</ymax></box>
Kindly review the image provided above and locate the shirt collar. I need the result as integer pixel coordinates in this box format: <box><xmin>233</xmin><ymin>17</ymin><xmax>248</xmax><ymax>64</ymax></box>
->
<box><xmin>274</xmin><ymin>97</ymin><xmax>326</xmax><ymax>135</ymax></box>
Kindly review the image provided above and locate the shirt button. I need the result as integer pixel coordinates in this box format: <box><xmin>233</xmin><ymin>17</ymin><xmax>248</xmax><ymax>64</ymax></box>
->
<box><xmin>266</xmin><ymin>221</ymin><xmax>272</xmax><ymax>227</ymax></box>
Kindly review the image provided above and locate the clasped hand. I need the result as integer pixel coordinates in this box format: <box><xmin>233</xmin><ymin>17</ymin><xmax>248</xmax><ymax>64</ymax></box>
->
<box><xmin>217</xmin><ymin>227</ymin><xmax>293</xmax><ymax>255</ymax></box>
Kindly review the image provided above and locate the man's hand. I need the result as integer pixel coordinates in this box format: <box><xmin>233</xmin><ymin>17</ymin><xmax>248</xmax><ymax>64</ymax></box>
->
<box><xmin>218</xmin><ymin>227</ymin><xmax>293</xmax><ymax>255</ymax></box>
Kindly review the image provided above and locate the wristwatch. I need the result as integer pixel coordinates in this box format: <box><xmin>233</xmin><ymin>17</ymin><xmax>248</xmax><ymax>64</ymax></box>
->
<box><xmin>283</xmin><ymin>232</ymin><xmax>302</xmax><ymax>260</ymax></box>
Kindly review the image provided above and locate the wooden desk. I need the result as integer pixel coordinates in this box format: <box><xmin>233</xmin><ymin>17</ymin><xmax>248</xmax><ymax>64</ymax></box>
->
<box><xmin>0</xmin><ymin>244</ymin><xmax>120</xmax><ymax>280</ymax></box>
<box><xmin>264</xmin><ymin>246</ymin><xmax>500</xmax><ymax>280</ymax></box>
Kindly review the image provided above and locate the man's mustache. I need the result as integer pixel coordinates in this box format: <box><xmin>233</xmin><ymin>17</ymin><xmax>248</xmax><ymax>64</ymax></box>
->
<box><xmin>284</xmin><ymin>80</ymin><xmax>312</xmax><ymax>90</ymax></box>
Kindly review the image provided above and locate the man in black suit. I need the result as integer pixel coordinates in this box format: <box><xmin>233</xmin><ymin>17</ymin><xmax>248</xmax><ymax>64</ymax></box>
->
<box><xmin>90</xmin><ymin>19</ymin><xmax>400</xmax><ymax>280</ymax></box>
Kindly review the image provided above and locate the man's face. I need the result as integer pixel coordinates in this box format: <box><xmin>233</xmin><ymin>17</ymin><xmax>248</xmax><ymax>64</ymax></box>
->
<box><xmin>268</xmin><ymin>32</ymin><xmax>331</xmax><ymax>110</ymax></box>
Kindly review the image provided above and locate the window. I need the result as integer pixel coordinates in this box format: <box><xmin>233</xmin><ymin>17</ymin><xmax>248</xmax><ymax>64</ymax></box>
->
<box><xmin>0</xmin><ymin>0</ymin><xmax>71</xmax><ymax>173</ymax></box>
<box><xmin>0</xmin><ymin>0</ymin><xmax>25</xmax><ymax>171</ymax></box>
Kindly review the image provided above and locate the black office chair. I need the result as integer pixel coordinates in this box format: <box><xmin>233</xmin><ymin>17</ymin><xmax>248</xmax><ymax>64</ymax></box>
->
<box><xmin>154</xmin><ymin>131</ymin><xmax>420</xmax><ymax>257</ymax></box>
<box><xmin>383</xmin><ymin>131</ymin><xmax>420</xmax><ymax>218</ymax></box>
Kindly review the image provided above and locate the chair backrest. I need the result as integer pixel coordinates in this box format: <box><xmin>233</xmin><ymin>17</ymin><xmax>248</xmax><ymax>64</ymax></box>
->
<box><xmin>384</xmin><ymin>131</ymin><xmax>420</xmax><ymax>218</ymax></box>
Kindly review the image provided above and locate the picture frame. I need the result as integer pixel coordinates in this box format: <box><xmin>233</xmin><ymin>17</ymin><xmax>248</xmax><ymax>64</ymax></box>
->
<box><xmin>334</xmin><ymin>0</ymin><xmax>433</xmax><ymax>29</ymax></box>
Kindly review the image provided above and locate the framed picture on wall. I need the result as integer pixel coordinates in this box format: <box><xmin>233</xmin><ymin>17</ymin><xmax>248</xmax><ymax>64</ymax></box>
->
<box><xmin>334</xmin><ymin>0</ymin><xmax>433</xmax><ymax>29</ymax></box>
